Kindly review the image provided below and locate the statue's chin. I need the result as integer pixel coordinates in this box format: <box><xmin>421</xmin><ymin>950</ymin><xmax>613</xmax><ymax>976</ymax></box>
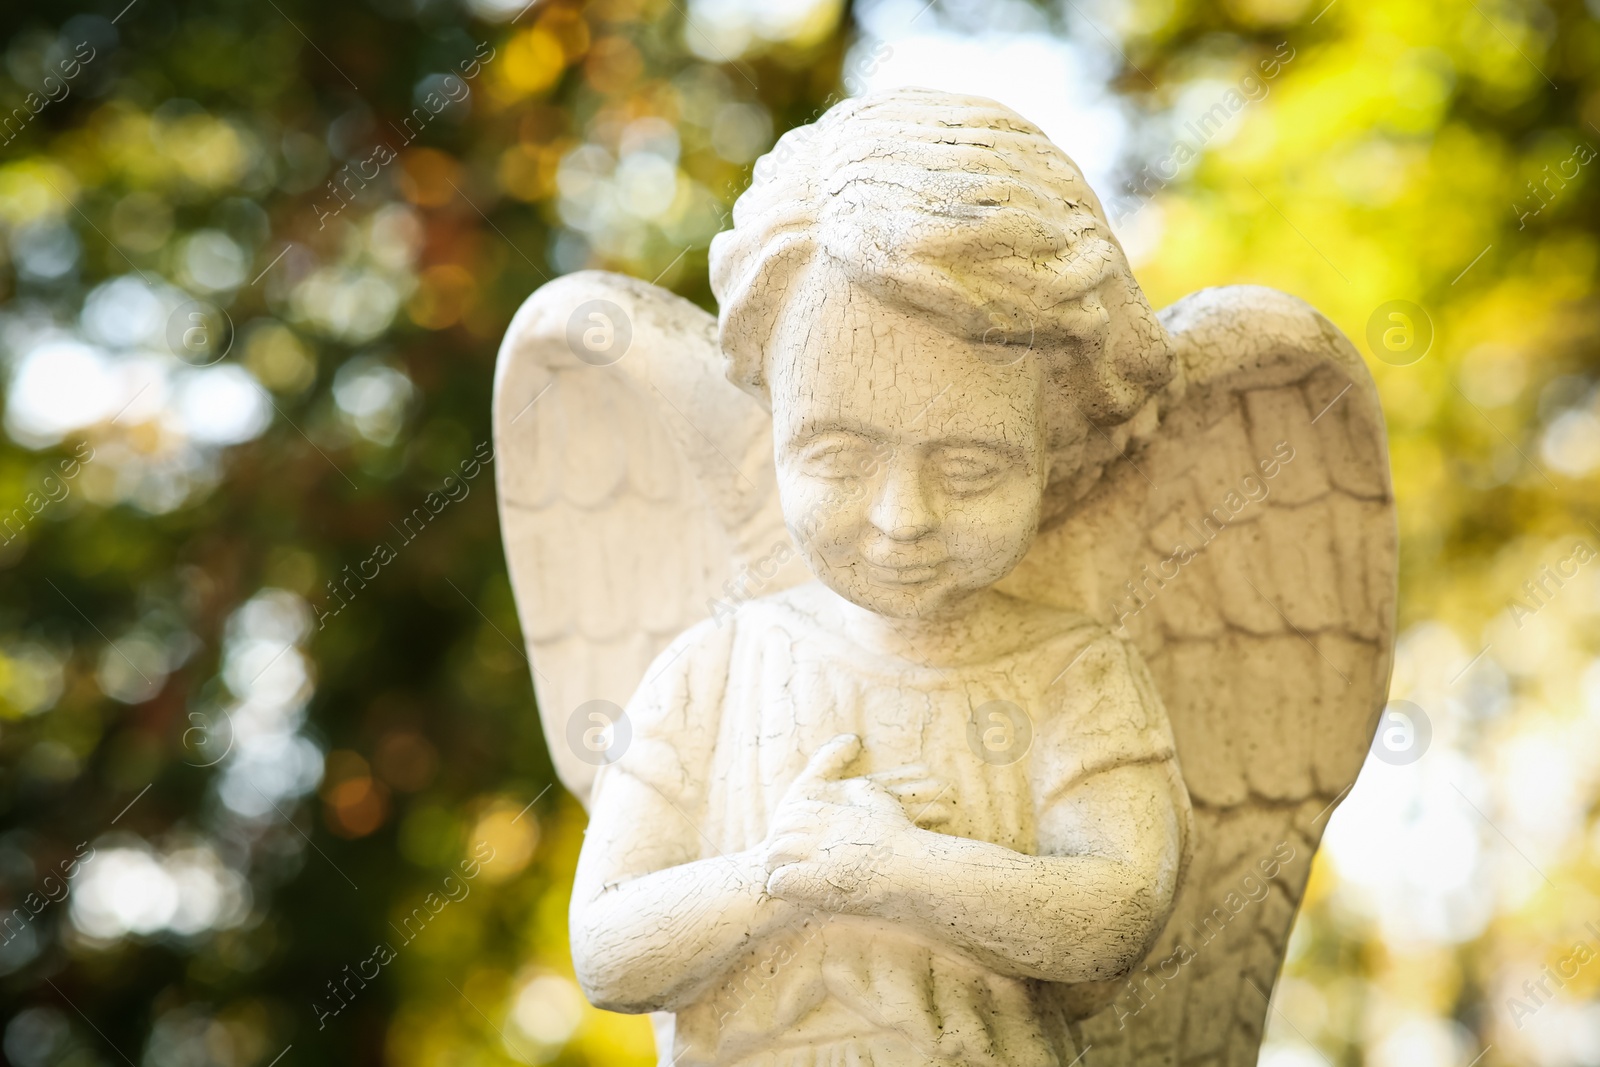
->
<box><xmin>816</xmin><ymin>572</ymin><xmax>978</xmax><ymax>623</ymax></box>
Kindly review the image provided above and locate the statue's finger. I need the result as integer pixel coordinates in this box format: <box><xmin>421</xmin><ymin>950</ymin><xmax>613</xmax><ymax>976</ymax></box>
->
<box><xmin>767</xmin><ymin>864</ymin><xmax>844</xmax><ymax>910</ymax></box>
<box><xmin>795</xmin><ymin>733</ymin><xmax>862</xmax><ymax>784</ymax></box>
<box><xmin>761</xmin><ymin>834</ymin><xmax>816</xmax><ymax>872</ymax></box>
<box><xmin>880</xmin><ymin>777</ymin><xmax>945</xmax><ymax>800</ymax></box>
<box><xmin>867</xmin><ymin>763</ymin><xmax>932</xmax><ymax>784</ymax></box>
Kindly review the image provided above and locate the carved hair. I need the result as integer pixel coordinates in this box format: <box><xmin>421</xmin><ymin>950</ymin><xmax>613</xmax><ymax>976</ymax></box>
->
<box><xmin>708</xmin><ymin>87</ymin><xmax>1180</xmax><ymax>521</ymax></box>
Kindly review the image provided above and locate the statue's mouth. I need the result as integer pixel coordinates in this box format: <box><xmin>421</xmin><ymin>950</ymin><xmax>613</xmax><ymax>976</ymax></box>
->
<box><xmin>865</xmin><ymin>562</ymin><xmax>941</xmax><ymax>586</ymax></box>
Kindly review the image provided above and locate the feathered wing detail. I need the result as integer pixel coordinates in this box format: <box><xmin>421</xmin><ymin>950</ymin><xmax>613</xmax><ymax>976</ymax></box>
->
<box><xmin>493</xmin><ymin>271</ymin><xmax>806</xmax><ymax>805</ymax></box>
<box><xmin>999</xmin><ymin>285</ymin><xmax>1396</xmax><ymax>1066</ymax></box>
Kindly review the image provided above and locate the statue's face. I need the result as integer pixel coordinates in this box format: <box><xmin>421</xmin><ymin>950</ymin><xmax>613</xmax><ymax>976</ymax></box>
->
<box><xmin>769</xmin><ymin>275</ymin><xmax>1046</xmax><ymax>620</ymax></box>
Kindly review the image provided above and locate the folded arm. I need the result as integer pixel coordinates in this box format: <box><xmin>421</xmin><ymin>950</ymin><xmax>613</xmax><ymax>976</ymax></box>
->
<box><xmin>869</xmin><ymin>760</ymin><xmax>1188</xmax><ymax>983</ymax></box>
<box><xmin>762</xmin><ymin>756</ymin><xmax>1187</xmax><ymax>984</ymax></box>
<box><xmin>570</xmin><ymin>767</ymin><xmax>798</xmax><ymax>1014</ymax></box>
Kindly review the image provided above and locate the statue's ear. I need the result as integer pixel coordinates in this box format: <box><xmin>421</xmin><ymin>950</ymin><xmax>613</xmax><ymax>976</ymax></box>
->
<box><xmin>712</xmin><ymin>230</ymin><xmax>817</xmax><ymax>409</ymax></box>
<box><xmin>1102</xmin><ymin>262</ymin><xmax>1176</xmax><ymax>416</ymax></box>
<box><xmin>1037</xmin><ymin>256</ymin><xmax>1176</xmax><ymax>430</ymax></box>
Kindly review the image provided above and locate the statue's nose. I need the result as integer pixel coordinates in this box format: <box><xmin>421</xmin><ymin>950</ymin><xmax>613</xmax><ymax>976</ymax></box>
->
<box><xmin>868</xmin><ymin>462</ymin><xmax>934</xmax><ymax>541</ymax></box>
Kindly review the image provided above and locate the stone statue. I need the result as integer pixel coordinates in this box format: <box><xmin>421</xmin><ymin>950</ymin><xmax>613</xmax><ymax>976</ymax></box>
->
<box><xmin>493</xmin><ymin>88</ymin><xmax>1396</xmax><ymax>1067</ymax></box>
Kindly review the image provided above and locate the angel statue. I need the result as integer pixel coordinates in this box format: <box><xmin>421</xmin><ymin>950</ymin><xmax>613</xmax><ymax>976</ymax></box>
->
<box><xmin>493</xmin><ymin>88</ymin><xmax>1396</xmax><ymax>1067</ymax></box>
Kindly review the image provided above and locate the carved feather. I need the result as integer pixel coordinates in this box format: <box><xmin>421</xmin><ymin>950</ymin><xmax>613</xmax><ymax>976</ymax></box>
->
<box><xmin>492</xmin><ymin>271</ymin><xmax>805</xmax><ymax>804</ymax></box>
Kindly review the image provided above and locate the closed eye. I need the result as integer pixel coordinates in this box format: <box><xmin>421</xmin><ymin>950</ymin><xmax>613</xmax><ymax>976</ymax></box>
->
<box><xmin>937</xmin><ymin>448</ymin><xmax>1010</xmax><ymax>493</ymax></box>
<box><xmin>794</xmin><ymin>434</ymin><xmax>884</xmax><ymax>480</ymax></box>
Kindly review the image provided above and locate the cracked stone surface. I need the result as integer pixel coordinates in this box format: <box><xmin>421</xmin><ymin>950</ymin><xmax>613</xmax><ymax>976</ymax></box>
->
<box><xmin>493</xmin><ymin>88</ymin><xmax>1396</xmax><ymax>1067</ymax></box>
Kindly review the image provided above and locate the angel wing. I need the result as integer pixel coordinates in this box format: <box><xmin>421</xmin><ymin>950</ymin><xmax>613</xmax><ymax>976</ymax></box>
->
<box><xmin>492</xmin><ymin>271</ymin><xmax>808</xmax><ymax>805</ymax></box>
<box><xmin>998</xmin><ymin>284</ymin><xmax>1396</xmax><ymax>1066</ymax></box>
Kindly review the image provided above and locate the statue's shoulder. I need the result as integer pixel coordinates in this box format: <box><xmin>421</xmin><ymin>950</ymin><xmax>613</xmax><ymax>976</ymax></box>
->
<box><xmin>739</xmin><ymin>581</ymin><xmax>842</xmax><ymax>634</ymax></box>
<box><xmin>992</xmin><ymin>593</ymin><xmax>1117</xmax><ymax>673</ymax></box>
<box><xmin>632</xmin><ymin>613</ymin><xmax>740</xmax><ymax>718</ymax></box>
<box><xmin>638</xmin><ymin>586</ymin><xmax>825</xmax><ymax>701</ymax></box>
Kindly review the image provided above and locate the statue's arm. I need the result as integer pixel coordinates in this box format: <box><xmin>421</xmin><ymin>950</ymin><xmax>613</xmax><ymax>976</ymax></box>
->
<box><xmin>570</xmin><ymin>759</ymin><xmax>793</xmax><ymax>1015</ymax></box>
<box><xmin>830</xmin><ymin>634</ymin><xmax>1189</xmax><ymax>983</ymax></box>
<box><xmin>868</xmin><ymin>758</ymin><xmax>1186</xmax><ymax>984</ymax></box>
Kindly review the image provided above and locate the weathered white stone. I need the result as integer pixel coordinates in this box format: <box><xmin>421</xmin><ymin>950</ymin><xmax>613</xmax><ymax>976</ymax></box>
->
<box><xmin>494</xmin><ymin>88</ymin><xmax>1395</xmax><ymax>1067</ymax></box>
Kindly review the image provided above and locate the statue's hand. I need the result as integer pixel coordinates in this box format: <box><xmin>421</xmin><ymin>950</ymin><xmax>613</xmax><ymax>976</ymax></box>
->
<box><xmin>760</xmin><ymin>734</ymin><xmax>945</xmax><ymax>916</ymax></box>
<box><xmin>866</xmin><ymin>763</ymin><xmax>956</xmax><ymax>830</ymax></box>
